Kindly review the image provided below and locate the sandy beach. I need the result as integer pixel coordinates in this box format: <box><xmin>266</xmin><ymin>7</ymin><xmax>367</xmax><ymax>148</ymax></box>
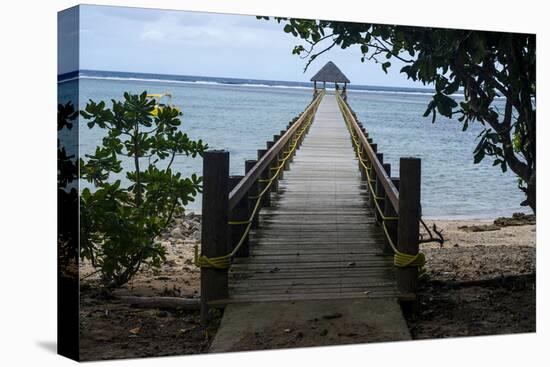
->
<box><xmin>421</xmin><ymin>217</ymin><xmax>535</xmax><ymax>282</ymax></box>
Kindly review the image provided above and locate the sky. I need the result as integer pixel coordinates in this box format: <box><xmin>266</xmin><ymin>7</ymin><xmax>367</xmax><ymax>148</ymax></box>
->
<box><xmin>59</xmin><ymin>4</ymin><xmax>423</xmax><ymax>88</ymax></box>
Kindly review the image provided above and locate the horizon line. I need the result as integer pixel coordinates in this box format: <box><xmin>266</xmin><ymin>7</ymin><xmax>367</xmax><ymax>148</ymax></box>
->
<box><xmin>58</xmin><ymin>68</ymin><xmax>436</xmax><ymax>91</ymax></box>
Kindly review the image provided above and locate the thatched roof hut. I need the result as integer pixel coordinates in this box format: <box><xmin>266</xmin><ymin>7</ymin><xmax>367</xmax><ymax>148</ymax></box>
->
<box><xmin>310</xmin><ymin>61</ymin><xmax>350</xmax><ymax>99</ymax></box>
<box><xmin>310</xmin><ymin>61</ymin><xmax>350</xmax><ymax>84</ymax></box>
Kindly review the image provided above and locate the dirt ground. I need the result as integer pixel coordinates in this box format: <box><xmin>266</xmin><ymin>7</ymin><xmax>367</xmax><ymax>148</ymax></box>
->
<box><xmin>79</xmin><ymin>287</ymin><xmax>217</xmax><ymax>361</ymax></box>
<box><xmin>79</xmin><ymin>213</ymin><xmax>536</xmax><ymax>360</ymax></box>
<box><xmin>408</xmin><ymin>215</ymin><xmax>536</xmax><ymax>339</ymax></box>
<box><xmin>79</xmin><ymin>213</ymin><xmax>208</xmax><ymax>361</ymax></box>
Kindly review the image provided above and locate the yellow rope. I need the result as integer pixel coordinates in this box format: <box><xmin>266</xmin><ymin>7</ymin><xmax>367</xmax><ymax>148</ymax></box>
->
<box><xmin>194</xmin><ymin>91</ymin><xmax>325</xmax><ymax>269</ymax></box>
<box><xmin>335</xmin><ymin>93</ymin><xmax>425</xmax><ymax>275</ymax></box>
<box><xmin>227</xmin><ymin>219</ymin><xmax>251</xmax><ymax>225</ymax></box>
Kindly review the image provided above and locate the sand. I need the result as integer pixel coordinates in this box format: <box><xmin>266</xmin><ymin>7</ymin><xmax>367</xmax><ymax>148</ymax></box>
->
<box><xmin>420</xmin><ymin>218</ymin><xmax>535</xmax><ymax>282</ymax></box>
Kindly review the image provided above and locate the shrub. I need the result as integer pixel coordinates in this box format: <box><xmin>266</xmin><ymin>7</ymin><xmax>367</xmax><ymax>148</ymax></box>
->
<box><xmin>80</xmin><ymin>92</ymin><xmax>207</xmax><ymax>288</ymax></box>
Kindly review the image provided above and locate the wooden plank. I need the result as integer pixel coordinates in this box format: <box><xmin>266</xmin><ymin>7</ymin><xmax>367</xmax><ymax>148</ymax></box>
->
<box><xmin>228</xmin><ymin>93</ymin><xmax>323</xmax><ymax>209</ymax></box>
<box><xmin>225</xmin><ymin>291</ymin><xmax>400</xmax><ymax>303</ymax></box>
<box><xmin>227</xmin><ymin>94</ymin><xmax>399</xmax><ymax>302</ymax></box>
<box><xmin>337</xmin><ymin>93</ymin><xmax>400</xmax><ymax>212</ymax></box>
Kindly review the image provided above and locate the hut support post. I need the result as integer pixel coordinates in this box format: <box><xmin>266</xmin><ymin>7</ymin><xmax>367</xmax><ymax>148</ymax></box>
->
<box><xmin>200</xmin><ymin>150</ymin><xmax>230</xmax><ymax>323</ymax></box>
<box><xmin>343</xmin><ymin>82</ymin><xmax>347</xmax><ymax>101</ymax></box>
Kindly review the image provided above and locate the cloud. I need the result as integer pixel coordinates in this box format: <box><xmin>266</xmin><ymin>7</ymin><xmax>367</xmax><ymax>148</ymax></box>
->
<box><xmin>84</xmin><ymin>4</ymin><xmax>164</xmax><ymax>22</ymax></box>
<box><xmin>140</xmin><ymin>29</ymin><xmax>165</xmax><ymax>41</ymax></box>
<box><xmin>77</xmin><ymin>4</ymin><xmax>420</xmax><ymax>86</ymax></box>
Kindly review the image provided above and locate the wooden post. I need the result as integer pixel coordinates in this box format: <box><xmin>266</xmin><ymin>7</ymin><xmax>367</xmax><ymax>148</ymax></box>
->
<box><xmin>383</xmin><ymin>177</ymin><xmax>399</xmax><ymax>254</ymax></box>
<box><xmin>297</xmin><ymin>117</ymin><xmax>308</xmax><ymax>149</ymax></box>
<box><xmin>343</xmin><ymin>82</ymin><xmax>347</xmax><ymax>101</ymax></box>
<box><xmin>373</xmin><ymin>155</ymin><xmax>386</xmax><ymax>225</ymax></box>
<box><xmin>257</xmin><ymin>149</ymin><xmax>270</xmax><ymax>207</ymax></box>
<box><xmin>397</xmin><ymin>157</ymin><xmax>421</xmax><ymax>295</ymax></box>
<box><xmin>228</xmin><ymin>175</ymin><xmax>249</xmax><ymax>258</ymax></box>
<box><xmin>281</xmin><ymin>130</ymin><xmax>291</xmax><ymax>171</ymax></box>
<box><xmin>288</xmin><ymin>130</ymin><xmax>296</xmax><ymax>163</ymax></box>
<box><xmin>359</xmin><ymin>146</ymin><xmax>367</xmax><ymax>181</ymax></box>
<box><xmin>273</xmin><ymin>134</ymin><xmax>284</xmax><ymax>180</ymax></box>
<box><xmin>246</xmin><ymin>160</ymin><xmax>260</xmax><ymax>228</ymax></box>
<box><xmin>266</xmin><ymin>140</ymin><xmax>278</xmax><ymax>193</ymax></box>
<box><xmin>200</xmin><ymin>150</ymin><xmax>229</xmax><ymax>322</ymax></box>
<box><xmin>366</xmin><ymin>144</ymin><xmax>378</xmax><ymax>208</ymax></box>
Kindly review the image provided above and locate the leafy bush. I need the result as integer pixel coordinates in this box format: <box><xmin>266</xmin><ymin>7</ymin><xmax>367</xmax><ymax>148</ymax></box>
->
<box><xmin>58</xmin><ymin>102</ymin><xmax>79</xmax><ymax>276</ymax></box>
<box><xmin>80</xmin><ymin>92</ymin><xmax>207</xmax><ymax>287</ymax></box>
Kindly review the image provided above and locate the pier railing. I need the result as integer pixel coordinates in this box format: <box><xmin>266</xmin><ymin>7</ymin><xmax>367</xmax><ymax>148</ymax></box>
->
<box><xmin>197</xmin><ymin>91</ymin><xmax>325</xmax><ymax>319</ymax></box>
<box><xmin>336</xmin><ymin>91</ymin><xmax>424</xmax><ymax>300</ymax></box>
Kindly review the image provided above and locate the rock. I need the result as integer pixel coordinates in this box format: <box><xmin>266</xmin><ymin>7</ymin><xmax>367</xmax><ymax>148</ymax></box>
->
<box><xmin>170</xmin><ymin>227</ymin><xmax>185</xmax><ymax>239</ymax></box>
<box><xmin>459</xmin><ymin>224</ymin><xmax>501</xmax><ymax>232</ymax></box>
<box><xmin>494</xmin><ymin>213</ymin><xmax>536</xmax><ymax>227</ymax></box>
<box><xmin>183</xmin><ymin>239</ymin><xmax>196</xmax><ymax>246</ymax></box>
<box><xmin>322</xmin><ymin>312</ymin><xmax>343</xmax><ymax>320</ymax></box>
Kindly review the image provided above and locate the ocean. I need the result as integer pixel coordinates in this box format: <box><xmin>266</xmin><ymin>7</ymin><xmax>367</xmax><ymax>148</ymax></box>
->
<box><xmin>58</xmin><ymin>70</ymin><xmax>528</xmax><ymax>219</ymax></box>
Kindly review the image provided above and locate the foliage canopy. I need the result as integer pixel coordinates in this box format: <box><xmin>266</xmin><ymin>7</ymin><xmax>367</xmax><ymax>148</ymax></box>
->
<box><xmin>263</xmin><ymin>17</ymin><xmax>536</xmax><ymax>212</ymax></box>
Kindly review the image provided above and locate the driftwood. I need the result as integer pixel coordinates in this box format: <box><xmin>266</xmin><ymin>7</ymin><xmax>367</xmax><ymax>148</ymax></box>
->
<box><xmin>428</xmin><ymin>273</ymin><xmax>535</xmax><ymax>289</ymax></box>
<box><xmin>419</xmin><ymin>219</ymin><xmax>445</xmax><ymax>247</ymax></box>
<box><xmin>115</xmin><ymin>296</ymin><xmax>200</xmax><ymax>310</ymax></box>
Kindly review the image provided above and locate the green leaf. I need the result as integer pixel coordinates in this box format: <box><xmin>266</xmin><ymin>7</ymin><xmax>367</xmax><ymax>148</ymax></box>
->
<box><xmin>77</xmin><ymin>91</ymin><xmax>206</xmax><ymax>288</ymax></box>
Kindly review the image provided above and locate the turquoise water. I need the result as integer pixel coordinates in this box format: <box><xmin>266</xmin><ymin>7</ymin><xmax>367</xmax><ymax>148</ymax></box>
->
<box><xmin>59</xmin><ymin>77</ymin><xmax>528</xmax><ymax>219</ymax></box>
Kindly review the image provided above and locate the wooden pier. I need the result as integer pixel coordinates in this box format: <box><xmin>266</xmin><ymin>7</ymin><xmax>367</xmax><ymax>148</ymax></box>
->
<box><xmin>197</xmin><ymin>86</ymin><xmax>423</xmax><ymax>351</ymax></box>
<box><xmin>228</xmin><ymin>93</ymin><xmax>398</xmax><ymax>302</ymax></box>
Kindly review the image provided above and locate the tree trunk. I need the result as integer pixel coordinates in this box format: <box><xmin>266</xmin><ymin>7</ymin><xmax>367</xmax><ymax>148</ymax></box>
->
<box><xmin>524</xmin><ymin>170</ymin><xmax>536</xmax><ymax>213</ymax></box>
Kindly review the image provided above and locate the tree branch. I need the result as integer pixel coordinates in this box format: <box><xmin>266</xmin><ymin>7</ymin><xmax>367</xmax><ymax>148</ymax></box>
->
<box><xmin>304</xmin><ymin>40</ymin><xmax>338</xmax><ymax>71</ymax></box>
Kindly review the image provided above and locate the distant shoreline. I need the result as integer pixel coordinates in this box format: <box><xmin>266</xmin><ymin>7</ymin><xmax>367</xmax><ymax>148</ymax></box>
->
<box><xmin>58</xmin><ymin>69</ymin><xmax>442</xmax><ymax>95</ymax></box>
<box><xmin>181</xmin><ymin>208</ymin><xmax>532</xmax><ymax>222</ymax></box>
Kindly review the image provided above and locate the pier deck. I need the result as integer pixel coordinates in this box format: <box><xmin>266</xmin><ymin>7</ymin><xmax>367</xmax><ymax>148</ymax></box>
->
<box><xmin>228</xmin><ymin>93</ymin><xmax>398</xmax><ymax>302</ymax></box>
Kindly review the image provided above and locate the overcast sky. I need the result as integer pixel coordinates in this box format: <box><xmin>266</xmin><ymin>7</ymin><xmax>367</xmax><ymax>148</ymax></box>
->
<box><xmin>60</xmin><ymin>4</ymin><xmax>424</xmax><ymax>88</ymax></box>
